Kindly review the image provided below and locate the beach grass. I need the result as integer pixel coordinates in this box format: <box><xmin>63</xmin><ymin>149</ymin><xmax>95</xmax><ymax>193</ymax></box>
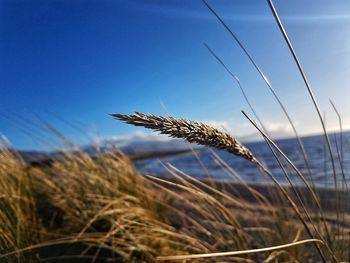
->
<box><xmin>1</xmin><ymin>0</ymin><xmax>349</xmax><ymax>262</ymax></box>
<box><xmin>0</xmin><ymin>133</ymin><xmax>349</xmax><ymax>262</ymax></box>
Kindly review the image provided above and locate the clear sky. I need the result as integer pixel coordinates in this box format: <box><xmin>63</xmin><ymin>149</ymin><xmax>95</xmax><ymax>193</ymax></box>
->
<box><xmin>1</xmin><ymin>0</ymin><xmax>350</xmax><ymax>150</ymax></box>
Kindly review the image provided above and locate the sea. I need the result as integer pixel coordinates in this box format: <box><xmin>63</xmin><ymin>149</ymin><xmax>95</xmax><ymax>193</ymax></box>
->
<box><xmin>133</xmin><ymin>131</ymin><xmax>350</xmax><ymax>187</ymax></box>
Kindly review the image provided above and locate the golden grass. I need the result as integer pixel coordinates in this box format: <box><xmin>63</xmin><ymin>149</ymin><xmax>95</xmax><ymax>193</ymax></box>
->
<box><xmin>0</xmin><ymin>137</ymin><xmax>348</xmax><ymax>262</ymax></box>
<box><xmin>1</xmin><ymin>0</ymin><xmax>347</xmax><ymax>262</ymax></box>
<box><xmin>111</xmin><ymin>112</ymin><xmax>349</xmax><ymax>262</ymax></box>
<box><xmin>0</xmin><ymin>150</ymin><xmax>40</xmax><ymax>260</ymax></box>
<box><xmin>0</xmin><ymin>149</ymin><xmax>204</xmax><ymax>262</ymax></box>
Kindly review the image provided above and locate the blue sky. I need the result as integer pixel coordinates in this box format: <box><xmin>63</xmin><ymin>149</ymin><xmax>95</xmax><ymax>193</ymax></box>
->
<box><xmin>1</xmin><ymin>0</ymin><xmax>350</xmax><ymax>150</ymax></box>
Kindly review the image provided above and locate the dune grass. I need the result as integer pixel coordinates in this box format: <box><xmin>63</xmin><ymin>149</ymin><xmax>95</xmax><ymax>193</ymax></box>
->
<box><xmin>0</xmin><ymin>129</ymin><xmax>349</xmax><ymax>262</ymax></box>
<box><xmin>1</xmin><ymin>146</ymin><xmax>217</xmax><ymax>262</ymax></box>
<box><xmin>1</xmin><ymin>0</ymin><xmax>349</xmax><ymax>262</ymax></box>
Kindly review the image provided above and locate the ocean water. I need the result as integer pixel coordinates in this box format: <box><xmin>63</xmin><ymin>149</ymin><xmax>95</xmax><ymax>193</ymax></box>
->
<box><xmin>134</xmin><ymin>132</ymin><xmax>350</xmax><ymax>187</ymax></box>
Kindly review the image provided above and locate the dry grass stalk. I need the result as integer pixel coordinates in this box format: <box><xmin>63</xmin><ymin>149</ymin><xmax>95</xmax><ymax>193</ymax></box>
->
<box><xmin>113</xmin><ymin>112</ymin><xmax>337</xmax><ymax>262</ymax></box>
<box><xmin>112</xmin><ymin>112</ymin><xmax>258</xmax><ymax>164</ymax></box>
<box><xmin>156</xmin><ymin>238</ymin><xmax>324</xmax><ymax>261</ymax></box>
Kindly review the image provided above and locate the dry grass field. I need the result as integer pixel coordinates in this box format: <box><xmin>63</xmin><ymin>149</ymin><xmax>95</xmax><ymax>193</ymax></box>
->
<box><xmin>0</xmin><ymin>131</ymin><xmax>349</xmax><ymax>262</ymax></box>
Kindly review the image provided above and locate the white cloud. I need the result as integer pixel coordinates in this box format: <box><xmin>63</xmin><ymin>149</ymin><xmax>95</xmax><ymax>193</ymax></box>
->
<box><xmin>93</xmin><ymin>130</ymin><xmax>174</xmax><ymax>147</ymax></box>
<box><xmin>263</xmin><ymin>121</ymin><xmax>298</xmax><ymax>134</ymax></box>
<box><xmin>202</xmin><ymin>120</ymin><xmax>231</xmax><ymax>132</ymax></box>
<box><xmin>237</xmin><ymin>121</ymin><xmax>298</xmax><ymax>142</ymax></box>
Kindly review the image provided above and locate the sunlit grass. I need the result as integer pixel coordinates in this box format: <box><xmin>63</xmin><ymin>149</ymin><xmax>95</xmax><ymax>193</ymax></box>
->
<box><xmin>0</xmin><ymin>140</ymin><xmax>348</xmax><ymax>262</ymax></box>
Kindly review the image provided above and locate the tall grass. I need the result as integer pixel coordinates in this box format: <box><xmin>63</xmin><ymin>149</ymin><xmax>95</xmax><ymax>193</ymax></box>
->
<box><xmin>2</xmin><ymin>140</ymin><xmax>335</xmax><ymax>262</ymax></box>
<box><xmin>0</xmin><ymin>0</ymin><xmax>349</xmax><ymax>262</ymax></box>
<box><xmin>114</xmin><ymin>112</ymin><xmax>348</xmax><ymax>262</ymax></box>
<box><xmin>4</xmin><ymin>140</ymin><xmax>344</xmax><ymax>262</ymax></box>
<box><xmin>0</xmin><ymin>122</ymin><xmax>349</xmax><ymax>262</ymax></box>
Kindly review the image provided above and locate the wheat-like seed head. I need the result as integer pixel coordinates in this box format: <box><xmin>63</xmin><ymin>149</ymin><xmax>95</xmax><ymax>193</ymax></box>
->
<box><xmin>112</xmin><ymin>112</ymin><xmax>258</xmax><ymax>164</ymax></box>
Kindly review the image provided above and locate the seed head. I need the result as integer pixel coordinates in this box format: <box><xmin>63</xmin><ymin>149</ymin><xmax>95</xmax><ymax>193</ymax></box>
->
<box><xmin>112</xmin><ymin>112</ymin><xmax>258</xmax><ymax>164</ymax></box>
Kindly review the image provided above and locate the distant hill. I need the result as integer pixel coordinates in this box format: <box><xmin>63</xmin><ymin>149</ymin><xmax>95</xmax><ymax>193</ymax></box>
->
<box><xmin>17</xmin><ymin>137</ymin><xmax>199</xmax><ymax>165</ymax></box>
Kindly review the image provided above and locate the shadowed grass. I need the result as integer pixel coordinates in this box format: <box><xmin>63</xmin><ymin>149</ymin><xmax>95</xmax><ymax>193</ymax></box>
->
<box><xmin>2</xmin><ymin>137</ymin><xmax>343</xmax><ymax>262</ymax></box>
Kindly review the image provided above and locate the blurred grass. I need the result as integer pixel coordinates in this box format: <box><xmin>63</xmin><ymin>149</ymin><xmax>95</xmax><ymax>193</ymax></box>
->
<box><xmin>1</xmin><ymin>143</ymin><xmax>348</xmax><ymax>262</ymax></box>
